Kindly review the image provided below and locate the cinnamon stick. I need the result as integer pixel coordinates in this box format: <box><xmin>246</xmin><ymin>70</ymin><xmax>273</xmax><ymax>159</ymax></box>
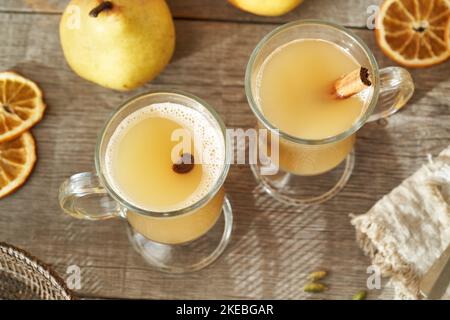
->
<box><xmin>332</xmin><ymin>67</ymin><xmax>372</xmax><ymax>99</ymax></box>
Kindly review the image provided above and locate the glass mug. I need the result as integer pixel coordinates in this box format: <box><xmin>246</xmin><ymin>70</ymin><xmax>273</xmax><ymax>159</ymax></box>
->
<box><xmin>59</xmin><ymin>91</ymin><xmax>233</xmax><ymax>273</ymax></box>
<box><xmin>246</xmin><ymin>20</ymin><xmax>414</xmax><ymax>206</ymax></box>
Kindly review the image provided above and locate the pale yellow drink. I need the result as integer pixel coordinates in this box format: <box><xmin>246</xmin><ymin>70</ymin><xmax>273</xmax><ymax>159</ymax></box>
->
<box><xmin>105</xmin><ymin>103</ymin><xmax>225</xmax><ymax>244</ymax></box>
<box><xmin>258</xmin><ymin>39</ymin><xmax>367</xmax><ymax>175</ymax></box>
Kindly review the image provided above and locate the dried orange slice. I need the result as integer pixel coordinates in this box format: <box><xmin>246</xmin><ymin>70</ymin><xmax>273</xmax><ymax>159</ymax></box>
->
<box><xmin>0</xmin><ymin>132</ymin><xmax>36</xmax><ymax>199</ymax></box>
<box><xmin>0</xmin><ymin>72</ymin><xmax>46</xmax><ymax>143</ymax></box>
<box><xmin>376</xmin><ymin>0</ymin><xmax>450</xmax><ymax>67</ymax></box>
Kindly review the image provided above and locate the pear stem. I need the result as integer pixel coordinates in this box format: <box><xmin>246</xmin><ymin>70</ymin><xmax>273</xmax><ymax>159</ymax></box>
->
<box><xmin>89</xmin><ymin>1</ymin><xmax>113</xmax><ymax>17</ymax></box>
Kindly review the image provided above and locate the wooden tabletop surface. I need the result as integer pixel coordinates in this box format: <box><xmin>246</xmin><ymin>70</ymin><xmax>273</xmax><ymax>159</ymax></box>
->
<box><xmin>1</xmin><ymin>0</ymin><xmax>449</xmax><ymax>300</ymax></box>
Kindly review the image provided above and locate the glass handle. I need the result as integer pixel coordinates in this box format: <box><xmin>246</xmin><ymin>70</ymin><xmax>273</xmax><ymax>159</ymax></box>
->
<box><xmin>367</xmin><ymin>67</ymin><xmax>414</xmax><ymax>122</ymax></box>
<box><xmin>59</xmin><ymin>172</ymin><xmax>123</xmax><ymax>221</ymax></box>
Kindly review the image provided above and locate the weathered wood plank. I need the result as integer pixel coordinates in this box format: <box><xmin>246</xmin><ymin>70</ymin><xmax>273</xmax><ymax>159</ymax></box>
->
<box><xmin>0</xmin><ymin>0</ymin><xmax>383</xmax><ymax>28</ymax></box>
<box><xmin>0</xmin><ymin>12</ymin><xmax>449</xmax><ymax>299</ymax></box>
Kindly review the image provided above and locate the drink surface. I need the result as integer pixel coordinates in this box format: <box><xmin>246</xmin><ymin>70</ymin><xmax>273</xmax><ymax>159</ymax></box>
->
<box><xmin>105</xmin><ymin>102</ymin><xmax>225</xmax><ymax>213</ymax></box>
<box><xmin>257</xmin><ymin>39</ymin><xmax>367</xmax><ymax>140</ymax></box>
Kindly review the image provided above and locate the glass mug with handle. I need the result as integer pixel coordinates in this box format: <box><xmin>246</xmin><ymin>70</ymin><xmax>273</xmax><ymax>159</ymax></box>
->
<box><xmin>246</xmin><ymin>20</ymin><xmax>414</xmax><ymax>206</ymax></box>
<box><xmin>59</xmin><ymin>91</ymin><xmax>233</xmax><ymax>273</ymax></box>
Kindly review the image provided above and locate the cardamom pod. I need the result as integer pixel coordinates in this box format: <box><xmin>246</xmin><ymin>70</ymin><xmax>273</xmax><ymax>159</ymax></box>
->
<box><xmin>303</xmin><ymin>282</ymin><xmax>327</xmax><ymax>293</ymax></box>
<box><xmin>308</xmin><ymin>270</ymin><xmax>327</xmax><ymax>281</ymax></box>
<box><xmin>352</xmin><ymin>290</ymin><xmax>367</xmax><ymax>300</ymax></box>
<box><xmin>172</xmin><ymin>153</ymin><xmax>195</xmax><ymax>174</ymax></box>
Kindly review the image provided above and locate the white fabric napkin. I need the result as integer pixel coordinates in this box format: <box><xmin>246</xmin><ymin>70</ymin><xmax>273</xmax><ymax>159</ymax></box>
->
<box><xmin>351</xmin><ymin>146</ymin><xmax>450</xmax><ymax>299</ymax></box>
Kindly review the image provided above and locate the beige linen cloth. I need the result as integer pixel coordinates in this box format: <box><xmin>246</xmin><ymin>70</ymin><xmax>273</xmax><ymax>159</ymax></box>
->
<box><xmin>351</xmin><ymin>145</ymin><xmax>450</xmax><ymax>299</ymax></box>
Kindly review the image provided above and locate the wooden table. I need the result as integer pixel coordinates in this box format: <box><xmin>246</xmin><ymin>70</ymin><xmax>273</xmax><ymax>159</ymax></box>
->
<box><xmin>1</xmin><ymin>0</ymin><xmax>449</xmax><ymax>300</ymax></box>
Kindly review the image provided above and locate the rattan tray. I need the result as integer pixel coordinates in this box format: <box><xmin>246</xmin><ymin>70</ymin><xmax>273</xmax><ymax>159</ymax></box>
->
<box><xmin>0</xmin><ymin>242</ymin><xmax>74</xmax><ymax>300</ymax></box>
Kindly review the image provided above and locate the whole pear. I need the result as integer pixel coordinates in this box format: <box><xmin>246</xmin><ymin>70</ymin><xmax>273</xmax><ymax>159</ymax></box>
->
<box><xmin>60</xmin><ymin>0</ymin><xmax>175</xmax><ymax>91</ymax></box>
<box><xmin>229</xmin><ymin>0</ymin><xmax>303</xmax><ymax>16</ymax></box>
